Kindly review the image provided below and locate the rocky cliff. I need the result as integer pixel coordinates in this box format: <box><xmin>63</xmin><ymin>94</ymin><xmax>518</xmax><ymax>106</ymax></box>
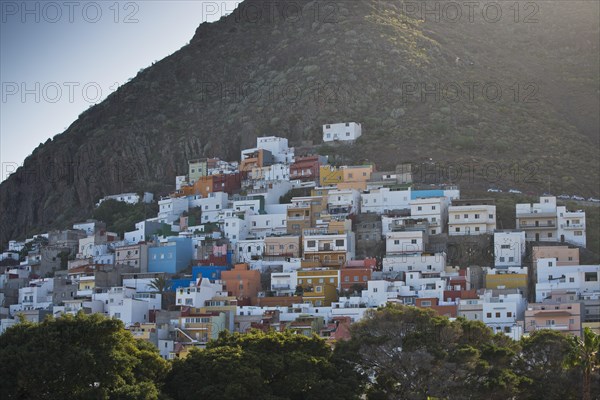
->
<box><xmin>1</xmin><ymin>0</ymin><xmax>598</xmax><ymax>246</ymax></box>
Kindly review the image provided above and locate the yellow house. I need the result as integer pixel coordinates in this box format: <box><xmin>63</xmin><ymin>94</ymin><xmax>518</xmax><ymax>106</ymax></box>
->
<box><xmin>297</xmin><ymin>269</ymin><xmax>340</xmax><ymax>306</ymax></box>
<box><xmin>485</xmin><ymin>268</ymin><xmax>528</xmax><ymax>291</ymax></box>
<box><xmin>319</xmin><ymin>166</ymin><xmax>344</xmax><ymax>186</ymax></box>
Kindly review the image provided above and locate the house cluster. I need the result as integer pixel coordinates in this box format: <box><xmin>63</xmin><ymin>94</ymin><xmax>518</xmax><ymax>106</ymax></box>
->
<box><xmin>0</xmin><ymin>124</ymin><xmax>597</xmax><ymax>357</ymax></box>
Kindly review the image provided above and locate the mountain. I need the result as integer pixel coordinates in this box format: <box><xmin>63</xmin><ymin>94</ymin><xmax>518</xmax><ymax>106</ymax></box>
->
<box><xmin>1</xmin><ymin>0</ymin><xmax>598</xmax><ymax>247</ymax></box>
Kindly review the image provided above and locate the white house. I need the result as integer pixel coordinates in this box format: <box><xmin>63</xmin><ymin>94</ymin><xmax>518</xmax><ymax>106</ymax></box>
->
<box><xmin>410</xmin><ymin>197</ymin><xmax>448</xmax><ymax>235</ymax></box>
<box><xmin>189</xmin><ymin>192</ymin><xmax>229</xmax><ymax>224</ymax></box>
<box><xmin>158</xmin><ymin>197</ymin><xmax>189</xmax><ymax>224</ymax></box>
<box><xmin>323</xmin><ymin>122</ymin><xmax>362</xmax><ymax>142</ymax></box>
<box><xmin>494</xmin><ymin>231</ymin><xmax>526</xmax><ymax>268</ymax></box>
<box><xmin>9</xmin><ymin>278</ymin><xmax>54</xmax><ymax>316</ymax></box>
<box><xmin>557</xmin><ymin>206</ymin><xmax>586</xmax><ymax>247</ymax></box>
<box><xmin>327</xmin><ymin>189</ymin><xmax>361</xmax><ymax>216</ymax></box>
<box><xmin>448</xmin><ymin>204</ymin><xmax>496</xmax><ymax>236</ymax></box>
<box><xmin>222</xmin><ymin>217</ymin><xmax>249</xmax><ymax>244</ymax></box>
<box><xmin>385</xmin><ymin>230</ymin><xmax>426</xmax><ymax>255</ymax></box>
<box><xmin>125</xmin><ymin>219</ymin><xmax>163</xmax><ymax>244</ymax></box>
<box><xmin>256</xmin><ymin>136</ymin><xmax>295</xmax><ymax>164</ymax></box>
<box><xmin>247</xmin><ymin>214</ymin><xmax>287</xmax><ymax>238</ymax></box>
<box><xmin>270</xmin><ymin>271</ymin><xmax>298</xmax><ymax>296</ymax></box>
<box><xmin>383</xmin><ymin>253</ymin><xmax>446</xmax><ymax>274</ymax></box>
<box><xmin>241</xmin><ymin>136</ymin><xmax>295</xmax><ymax>165</ymax></box>
<box><xmin>481</xmin><ymin>290</ymin><xmax>526</xmax><ymax>339</ymax></box>
<box><xmin>535</xmin><ymin>258</ymin><xmax>600</xmax><ymax>302</ymax></box>
<box><xmin>176</xmin><ymin>279</ymin><xmax>226</xmax><ymax>308</ymax></box>
<box><xmin>361</xmin><ymin>188</ymin><xmax>411</xmax><ymax>214</ymax></box>
<box><xmin>515</xmin><ymin>196</ymin><xmax>586</xmax><ymax>246</ymax></box>
<box><xmin>246</xmin><ymin>180</ymin><xmax>293</xmax><ymax>205</ymax></box>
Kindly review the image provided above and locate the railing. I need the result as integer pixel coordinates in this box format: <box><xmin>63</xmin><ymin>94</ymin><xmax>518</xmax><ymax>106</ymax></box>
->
<box><xmin>519</xmin><ymin>223</ymin><xmax>556</xmax><ymax>229</ymax></box>
<box><xmin>530</xmin><ymin>324</ymin><xmax>570</xmax><ymax>331</ymax></box>
<box><xmin>271</xmin><ymin>284</ymin><xmax>291</xmax><ymax>290</ymax></box>
<box><xmin>560</xmin><ymin>223</ymin><xmax>584</xmax><ymax>229</ymax></box>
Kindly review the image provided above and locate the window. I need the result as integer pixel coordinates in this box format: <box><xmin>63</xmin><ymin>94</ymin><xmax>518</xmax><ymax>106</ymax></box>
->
<box><xmin>417</xmin><ymin>206</ymin><xmax>422</xmax><ymax>211</ymax></box>
<box><xmin>432</xmin><ymin>229</ymin><xmax>436</xmax><ymax>234</ymax></box>
<box><xmin>455</xmin><ymin>215</ymin><xmax>460</xmax><ymax>220</ymax></box>
<box><xmin>411</xmin><ymin>239</ymin><xmax>417</xmax><ymax>244</ymax></box>
<box><xmin>316</xmin><ymin>286</ymin><xmax>322</xmax><ymax>292</ymax></box>
<box><xmin>570</xmin><ymin>277</ymin><xmax>575</xmax><ymax>283</ymax></box>
<box><xmin>501</xmin><ymin>244</ymin><xmax>510</xmax><ymax>249</ymax></box>
<box><xmin>569</xmin><ymin>319</ymin><xmax>575</xmax><ymax>325</ymax></box>
<box><xmin>455</xmin><ymin>228</ymin><xmax>460</xmax><ymax>232</ymax></box>
<box><xmin>394</xmin><ymin>240</ymin><xmax>400</xmax><ymax>245</ymax></box>
<box><xmin>495</xmin><ymin>312</ymin><xmax>501</xmax><ymax>318</ymax></box>
<box><xmin>489</xmin><ymin>214</ymin><xmax>494</xmax><ymax>219</ymax></box>
<box><xmin>585</xmin><ymin>272</ymin><xmax>598</xmax><ymax>282</ymax></box>
<box><xmin>432</xmin><ymin>206</ymin><xmax>436</xmax><ymax>210</ymax></box>
<box><xmin>474</xmin><ymin>214</ymin><xmax>480</xmax><ymax>219</ymax></box>
<box><xmin>475</xmin><ymin>227</ymin><xmax>480</xmax><ymax>232</ymax></box>
<box><xmin>464</xmin><ymin>214</ymin><xmax>468</xmax><ymax>218</ymax></box>
<box><xmin>336</xmin><ymin>239</ymin><xmax>344</xmax><ymax>246</ymax></box>
<box><xmin>307</xmin><ymin>240</ymin><xmax>316</xmax><ymax>248</ymax></box>
<box><xmin>344</xmin><ymin>276</ymin><xmax>350</xmax><ymax>282</ymax></box>
<box><xmin>506</xmin><ymin>312</ymin><xmax>513</xmax><ymax>318</ymax></box>
<box><xmin>421</xmin><ymin>300</ymin><xmax>432</xmax><ymax>307</ymax></box>
<box><xmin>499</xmin><ymin>257</ymin><xmax>505</xmax><ymax>262</ymax></box>
<box><xmin>548</xmin><ymin>233</ymin><xmax>553</xmax><ymax>238</ymax></box>
<box><xmin>575</xmin><ymin>231</ymin><xmax>583</xmax><ymax>236</ymax></box>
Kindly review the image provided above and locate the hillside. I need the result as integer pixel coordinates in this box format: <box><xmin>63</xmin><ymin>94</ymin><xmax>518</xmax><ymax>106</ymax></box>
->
<box><xmin>1</xmin><ymin>0</ymin><xmax>598</xmax><ymax>247</ymax></box>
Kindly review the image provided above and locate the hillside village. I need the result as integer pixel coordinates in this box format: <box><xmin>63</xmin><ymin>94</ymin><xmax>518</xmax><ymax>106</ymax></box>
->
<box><xmin>1</xmin><ymin>122</ymin><xmax>598</xmax><ymax>359</ymax></box>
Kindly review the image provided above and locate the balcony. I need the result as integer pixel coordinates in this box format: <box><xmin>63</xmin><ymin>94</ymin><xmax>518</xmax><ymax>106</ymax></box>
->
<box><xmin>560</xmin><ymin>223</ymin><xmax>584</xmax><ymax>229</ymax></box>
<box><xmin>518</xmin><ymin>222</ymin><xmax>556</xmax><ymax>229</ymax></box>
<box><xmin>271</xmin><ymin>284</ymin><xmax>291</xmax><ymax>290</ymax></box>
<box><xmin>530</xmin><ymin>323</ymin><xmax>570</xmax><ymax>331</ymax></box>
<box><xmin>287</xmin><ymin>216</ymin><xmax>308</xmax><ymax>221</ymax></box>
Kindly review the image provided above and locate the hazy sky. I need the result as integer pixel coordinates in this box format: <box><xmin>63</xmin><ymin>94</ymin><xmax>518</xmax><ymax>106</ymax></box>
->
<box><xmin>1</xmin><ymin>0</ymin><xmax>239</xmax><ymax>182</ymax></box>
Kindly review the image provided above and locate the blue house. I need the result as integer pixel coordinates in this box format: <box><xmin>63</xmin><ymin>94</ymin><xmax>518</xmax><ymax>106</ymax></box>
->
<box><xmin>170</xmin><ymin>278</ymin><xmax>195</xmax><ymax>291</ymax></box>
<box><xmin>192</xmin><ymin>266</ymin><xmax>230</xmax><ymax>282</ymax></box>
<box><xmin>148</xmin><ymin>237</ymin><xmax>193</xmax><ymax>274</ymax></box>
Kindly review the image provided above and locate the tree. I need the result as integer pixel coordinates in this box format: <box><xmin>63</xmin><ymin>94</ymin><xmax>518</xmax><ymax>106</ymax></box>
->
<box><xmin>0</xmin><ymin>313</ymin><xmax>169</xmax><ymax>400</ymax></box>
<box><xmin>569</xmin><ymin>327</ymin><xmax>600</xmax><ymax>400</ymax></box>
<box><xmin>163</xmin><ymin>330</ymin><xmax>364</xmax><ymax>400</ymax></box>
<box><xmin>343</xmin><ymin>305</ymin><xmax>522</xmax><ymax>400</ymax></box>
<box><xmin>148</xmin><ymin>276</ymin><xmax>172</xmax><ymax>310</ymax></box>
<box><xmin>517</xmin><ymin>329</ymin><xmax>579</xmax><ymax>399</ymax></box>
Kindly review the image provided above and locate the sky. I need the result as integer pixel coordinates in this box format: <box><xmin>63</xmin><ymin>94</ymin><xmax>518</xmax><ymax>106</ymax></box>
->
<box><xmin>1</xmin><ymin>0</ymin><xmax>240</xmax><ymax>182</ymax></box>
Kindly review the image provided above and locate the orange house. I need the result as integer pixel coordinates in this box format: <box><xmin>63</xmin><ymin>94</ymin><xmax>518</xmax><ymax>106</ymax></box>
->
<box><xmin>221</xmin><ymin>263</ymin><xmax>261</xmax><ymax>300</ymax></box>
<box><xmin>340</xmin><ymin>267</ymin><xmax>372</xmax><ymax>291</ymax></box>
<box><xmin>415</xmin><ymin>297</ymin><xmax>458</xmax><ymax>318</ymax></box>
<box><xmin>175</xmin><ymin>173</ymin><xmax>243</xmax><ymax>198</ymax></box>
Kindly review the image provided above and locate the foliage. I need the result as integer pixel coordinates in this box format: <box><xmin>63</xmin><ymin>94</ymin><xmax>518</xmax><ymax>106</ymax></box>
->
<box><xmin>568</xmin><ymin>327</ymin><xmax>600</xmax><ymax>400</ymax></box>
<box><xmin>344</xmin><ymin>305</ymin><xmax>522</xmax><ymax>400</ymax></box>
<box><xmin>93</xmin><ymin>200</ymin><xmax>158</xmax><ymax>236</ymax></box>
<box><xmin>0</xmin><ymin>313</ymin><xmax>169</xmax><ymax>400</ymax></box>
<box><xmin>148</xmin><ymin>276</ymin><xmax>173</xmax><ymax>310</ymax></box>
<box><xmin>163</xmin><ymin>330</ymin><xmax>364</xmax><ymax>400</ymax></box>
<box><xmin>516</xmin><ymin>329</ymin><xmax>580</xmax><ymax>399</ymax></box>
